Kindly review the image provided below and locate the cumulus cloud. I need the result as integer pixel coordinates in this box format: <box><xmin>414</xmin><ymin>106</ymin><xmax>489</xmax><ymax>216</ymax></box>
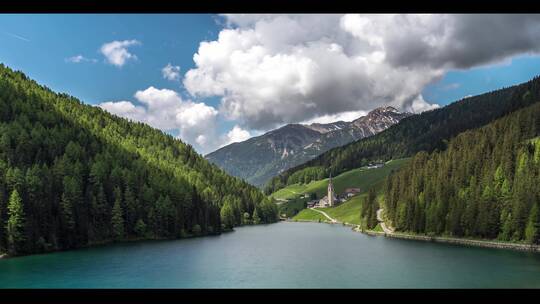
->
<box><xmin>99</xmin><ymin>87</ymin><xmax>224</xmax><ymax>153</ymax></box>
<box><xmin>224</xmin><ymin>125</ymin><xmax>251</xmax><ymax>145</ymax></box>
<box><xmin>162</xmin><ymin>63</ymin><xmax>181</xmax><ymax>81</ymax></box>
<box><xmin>100</xmin><ymin>39</ymin><xmax>141</xmax><ymax>67</ymax></box>
<box><xmin>184</xmin><ymin>14</ymin><xmax>540</xmax><ymax>130</ymax></box>
<box><xmin>407</xmin><ymin>95</ymin><xmax>440</xmax><ymax>113</ymax></box>
<box><xmin>99</xmin><ymin>100</ymin><xmax>147</xmax><ymax>121</ymax></box>
<box><xmin>65</xmin><ymin>55</ymin><xmax>97</xmax><ymax>63</ymax></box>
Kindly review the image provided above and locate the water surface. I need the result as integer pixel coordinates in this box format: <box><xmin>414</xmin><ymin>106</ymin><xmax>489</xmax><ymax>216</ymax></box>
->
<box><xmin>1</xmin><ymin>222</ymin><xmax>539</xmax><ymax>288</ymax></box>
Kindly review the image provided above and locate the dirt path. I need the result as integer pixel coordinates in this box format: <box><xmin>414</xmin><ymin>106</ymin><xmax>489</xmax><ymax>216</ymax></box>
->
<box><xmin>312</xmin><ymin>208</ymin><xmax>338</xmax><ymax>223</ymax></box>
<box><xmin>376</xmin><ymin>209</ymin><xmax>394</xmax><ymax>234</ymax></box>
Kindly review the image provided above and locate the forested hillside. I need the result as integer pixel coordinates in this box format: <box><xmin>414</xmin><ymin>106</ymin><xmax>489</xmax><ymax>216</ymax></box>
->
<box><xmin>384</xmin><ymin>101</ymin><xmax>540</xmax><ymax>243</ymax></box>
<box><xmin>0</xmin><ymin>64</ymin><xmax>278</xmax><ymax>256</ymax></box>
<box><xmin>266</xmin><ymin>76</ymin><xmax>540</xmax><ymax>194</ymax></box>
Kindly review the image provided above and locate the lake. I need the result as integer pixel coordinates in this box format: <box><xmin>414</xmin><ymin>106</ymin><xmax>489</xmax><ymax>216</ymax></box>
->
<box><xmin>1</xmin><ymin>221</ymin><xmax>540</xmax><ymax>288</ymax></box>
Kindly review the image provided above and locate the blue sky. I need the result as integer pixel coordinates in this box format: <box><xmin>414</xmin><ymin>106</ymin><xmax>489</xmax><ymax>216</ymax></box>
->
<box><xmin>423</xmin><ymin>55</ymin><xmax>540</xmax><ymax>105</ymax></box>
<box><xmin>0</xmin><ymin>14</ymin><xmax>220</xmax><ymax>104</ymax></box>
<box><xmin>2</xmin><ymin>14</ymin><xmax>540</xmax><ymax>154</ymax></box>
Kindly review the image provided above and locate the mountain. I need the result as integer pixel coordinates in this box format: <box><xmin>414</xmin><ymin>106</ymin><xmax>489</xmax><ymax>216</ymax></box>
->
<box><xmin>0</xmin><ymin>64</ymin><xmax>278</xmax><ymax>256</ymax></box>
<box><xmin>266</xmin><ymin>75</ymin><xmax>540</xmax><ymax>194</ymax></box>
<box><xmin>206</xmin><ymin>106</ymin><xmax>411</xmax><ymax>187</ymax></box>
<box><xmin>384</xmin><ymin>100</ymin><xmax>540</xmax><ymax>243</ymax></box>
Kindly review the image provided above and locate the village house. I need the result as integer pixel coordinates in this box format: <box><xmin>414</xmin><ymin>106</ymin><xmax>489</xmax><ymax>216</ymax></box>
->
<box><xmin>344</xmin><ymin>187</ymin><xmax>361</xmax><ymax>198</ymax></box>
<box><xmin>366</xmin><ymin>162</ymin><xmax>384</xmax><ymax>169</ymax></box>
<box><xmin>306</xmin><ymin>200</ymin><xmax>318</xmax><ymax>208</ymax></box>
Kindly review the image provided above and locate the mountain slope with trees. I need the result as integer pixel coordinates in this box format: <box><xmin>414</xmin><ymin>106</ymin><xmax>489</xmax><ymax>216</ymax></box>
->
<box><xmin>0</xmin><ymin>64</ymin><xmax>278</xmax><ymax>256</ymax></box>
<box><xmin>266</xmin><ymin>75</ymin><xmax>540</xmax><ymax>194</ymax></box>
<box><xmin>383</xmin><ymin>101</ymin><xmax>540</xmax><ymax>243</ymax></box>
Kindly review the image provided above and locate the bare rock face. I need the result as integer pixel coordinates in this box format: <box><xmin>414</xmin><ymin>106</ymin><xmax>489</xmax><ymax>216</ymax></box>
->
<box><xmin>206</xmin><ymin>107</ymin><xmax>412</xmax><ymax>187</ymax></box>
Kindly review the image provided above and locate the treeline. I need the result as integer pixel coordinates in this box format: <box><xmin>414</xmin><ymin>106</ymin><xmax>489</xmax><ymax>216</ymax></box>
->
<box><xmin>384</xmin><ymin>101</ymin><xmax>540</xmax><ymax>243</ymax></box>
<box><xmin>0</xmin><ymin>64</ymin><xmax>278</xmax><ymax>256</ymax></box>
<box><xmin>266</xmin><ymin>75</ymin><xmax>540</xmax><ymax>193</ymax></box>
<box><xmin>265</xmin><ymin>166</ymin><xmax>325</xmax><ymax>193</ymax></box>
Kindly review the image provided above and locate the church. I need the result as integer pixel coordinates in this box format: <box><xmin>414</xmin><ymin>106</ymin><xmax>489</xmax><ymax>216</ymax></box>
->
<box><xmin>317</xmin><ymin>175</ymin><xmax>337</xmax><ymax>207</ymax></box>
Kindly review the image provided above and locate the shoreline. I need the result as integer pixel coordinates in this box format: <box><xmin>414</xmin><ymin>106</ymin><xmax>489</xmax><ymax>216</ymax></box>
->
<box><xmin>359</xmin><ymin>228</ymin><xmax>540</xmax><ymax>252</ymax></box>
<box><xmin>288</xmin><ymin>218</ymin><xmax>540</xmax><ymax>253</ymax></box>
<box><xmin>0</xmin><ymin>222</ymin><xmax>275</xmax><ymax>260</ymax></box>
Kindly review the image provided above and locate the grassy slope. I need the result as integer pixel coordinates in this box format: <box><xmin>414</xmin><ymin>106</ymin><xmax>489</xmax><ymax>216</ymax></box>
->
<box><xmin>289</xmin><ymin>159</ymin><xmax>409</xmax><ymax>223</ymax></box>
<box><xmin>292</xmin><ymin>209</ymin><xmax>328</xmax><ymax>221</ymax></box>
<box><xmin>278</xmin><ymin>197</ymin><xmax>309</xmax><ymax>218</ymax></box>
<box><xmin>272</xmin><ymin>158</ymin><xmax>409</xmax><ymax>201</ymax></box>
<box><xmin>318</xmin><ymin>194</ymin><xmax>365</xmax><ymax>224</ymax></box>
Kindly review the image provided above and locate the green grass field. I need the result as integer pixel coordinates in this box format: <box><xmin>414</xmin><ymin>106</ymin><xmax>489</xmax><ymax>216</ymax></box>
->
<box><xmin>278</xmin><ymin>197</ymin><xmax>308</xmax><ymax>218</ymax></box>
<box><xmin>292</xmin><ymin>194</ymin><xmax>364</xmax><ymax>224</ymax></box>
<box><xmin>321</xmin><ymin>194</ymin><xmax>365</xmax><ymax>224</ymax></box>
<box><xmin>271</xmin><ymin>158</ymin><xmax>409</xmax><ymax>201</ymax></box>
<box><xmin>293</xmin><ymin>208</ymin><xmax>328</xmax><ymax>222</ymax></box>
<box><xmin>287</xmin><ymin>159</ymin><xmax>409</xmax><ymax>223</ymax></box>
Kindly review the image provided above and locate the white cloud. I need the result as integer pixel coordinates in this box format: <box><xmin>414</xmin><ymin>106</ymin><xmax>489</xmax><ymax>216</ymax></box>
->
<box><xmin>407</xmin><ymin>95</ymin><xmax>440</xmax><ymax>113</ymax></box>
<box><xmin>301</xmin><ymin>110</ymin><xmax>368</xmax><ymax>125</ymax></box>
<box><xmin>162</xmin><ymin>63</ymin><xmax>181</xmax><ymax>81</ymax></box>
<box><xmin>99</xmin><ymin>87</ymin><xmax>225</xmax><ymax>154</ymax></box>
<box><xmin>184</xmin><ymin>14</ymin><xmax>540</xmax><ymax>130</ymax></box>
<box><xmin>100</xmin><ymin>40</ymin><xmax>141</xmax><ymax>67</ymax></box>
<box><xmin>65</xmin><ymin>55</ymin><xmax>97</xmax><ymax>63</ymax></box>
<box><xmin>99</xmin><ymin>87</ymin><xmax>258</xmax><ymax>153</ymax></box>
<box><xmin>224</xmin><ymin>125</ymin><xmax>251</xmax><ymax>145</ymax></box>
<box><xmin>99</xmin><ymin>100</ymin><xmax>147</xmax><ymax>121</ymax></box>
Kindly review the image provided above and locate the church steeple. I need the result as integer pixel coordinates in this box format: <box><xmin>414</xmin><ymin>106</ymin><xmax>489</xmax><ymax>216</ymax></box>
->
<box><xmin>328</xmin><ymin>173</ymin><xmax>334</xmax><ymax>206</ymax></box>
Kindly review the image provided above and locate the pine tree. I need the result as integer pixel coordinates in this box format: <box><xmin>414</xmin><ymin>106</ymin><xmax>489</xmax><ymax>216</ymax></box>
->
<box><xmin>220</xmin><ymin>200</ymin><xmax>235</xmax><ymax>229</ymax></box>
<box><xmin>134</xmin><ymin>219</ymin><xmax>147</xmax><ymax>237</ymax></box>
<box><xmin>124</xmin><ymin>186</ymin><xmax>137</xmax><ymax>234</ymax></box>
<box><xmin>111</xmin><ymin>195</ymin><xmax>125</xmax><ymax>240</ymax></box>
<box><xmin>361</xmin><ymin>188</ymin><xmax>378</xmax><ymax>230</ymax></box>
<box><xmin>60</xmin><ymin>176</ymin><xmax>79</xmax><ymax>232</ymax></box>
<box><xmin>252</xmin><ymin>207</ymin><xmax>261</xmax><ymax>225</ymax></box>
<box><xmin>6</xmin><ymin>189</ymin><xmax>25</xmax><ymax>255</ymax></box>
<box><xmin>525</xmin><ymin>202</ymin><xmax>540</xmax><ymax>244</ymax></box>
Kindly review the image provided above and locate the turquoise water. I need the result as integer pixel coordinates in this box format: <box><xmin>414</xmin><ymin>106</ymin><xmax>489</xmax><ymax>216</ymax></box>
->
<box><xmin>1</xmin><ymin>221</ymin><xmax>540</xmax><ymax>288</ymax></box>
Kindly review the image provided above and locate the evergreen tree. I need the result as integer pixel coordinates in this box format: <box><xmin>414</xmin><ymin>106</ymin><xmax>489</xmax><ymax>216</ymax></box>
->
<box><xmin>6</xmin><ymin>189</ymin><xmax>25</xmax><ymax>255</ymax></box>
<box><xmin>252</xmin><ymin>207</ymin><xmax>261</xmax><ymax>225</ymax></box>
<box><xmin>134</xmin><ymin>219</ymin><xmax>147</xmax><ymax>237</ymax></box>
<box><xmin>220</xmin><ymin>200</ymin><xmax>235</xmax><ymax>229</ymax></box>
<box><xmin>525</xmin><ymin>202</ymin><xmax>540</xmax><ymax>244</ymax></box>
<box><xmin>111</xmin><ymin>194</ymin><xmax>125</xmax><ymax>240</ymax></box>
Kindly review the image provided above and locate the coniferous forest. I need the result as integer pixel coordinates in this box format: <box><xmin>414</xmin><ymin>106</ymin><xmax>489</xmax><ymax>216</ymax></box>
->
<box><xmin>384</xmin><ymin>101</ymin><xmax>540</xmax><ymax>243</ymax></box>
<box><xmin>0</xmin><ymin>64</ymin><xmax>278</xmax><ymax>256</ymax></box>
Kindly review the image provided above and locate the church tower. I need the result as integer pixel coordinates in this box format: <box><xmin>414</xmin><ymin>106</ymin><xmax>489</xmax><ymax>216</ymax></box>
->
<box><xmin>328</xmin><ymin>174</ymin><xmax>334</xmax><ymax>206</ymax></box>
